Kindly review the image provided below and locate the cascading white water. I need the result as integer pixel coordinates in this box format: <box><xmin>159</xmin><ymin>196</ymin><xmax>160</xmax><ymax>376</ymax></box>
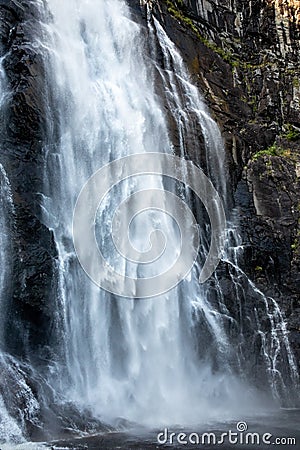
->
<box><xmin>0</xmin><ymin>165</ymin><xmax>12</xmax><ymax>345</ymax></box>
<box><xmin>0</xmin><ymin>165</ymin><xmax>27</xmax><ymax>445</ymax></box>
<box><xmin>0</xmin><ymin>58</ymin><xmax>11</xmax><ymax>347</ymax></box>
<box><xmin>38</xmin><ymin>0</ymin><xmax>298</xmax><ymax>428</ymax></box>
<box><xmin>223</xmin><ymin>226</ymin><xmax>299</xmax><ymax>404</ymax></box>
<box><xmin>149</xmin><ymin>16</ymin><xmax>227</xmax><ymax>201</ymax></box>
<box><xmin>0</xmin><ymin>59</ymin><xmax>25</xmax><ymax>445</ymax></box>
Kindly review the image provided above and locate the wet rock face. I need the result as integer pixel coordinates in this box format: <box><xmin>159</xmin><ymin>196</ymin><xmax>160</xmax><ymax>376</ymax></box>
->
<box><xmin>0</xmin><ymin>1</ymin><xmax>60</xmax><ymax>366</ymax></box>
<box><xmin>149</xmin><ymin>0</ymin><xmax>300</xmax><ymax>364</ymax></box>
<box><xmin>0</xmin><ymin>353</ymin><xmax>109</xmax><ymax>442</ymax></box>
<box><xmin>183</xmin><ymin>0</ymin><xmax>300</xmax><ymax>56</ymax></box>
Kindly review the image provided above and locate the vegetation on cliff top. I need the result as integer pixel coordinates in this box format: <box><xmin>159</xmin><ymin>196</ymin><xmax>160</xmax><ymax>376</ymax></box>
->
<box><xmin>251</xmin><ymin>124</ymin><xmax>300</xmax><ymax>161</ymax></box>
<box><xmin>252</xmin><ymin>144</ymin><xmax>291</xmax><ymax>161</ymax></box>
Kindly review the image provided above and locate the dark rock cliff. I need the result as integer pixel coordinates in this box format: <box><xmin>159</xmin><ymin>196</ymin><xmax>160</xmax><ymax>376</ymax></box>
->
<box><xmin>143</xmin><ymin>0</ymin><xmax>300</xmax><ymax>365</ymax></box>
<box><xmin>0</xmin><ymin>0</ymin><xmax>60</xmax><ymax>366</ymax></box>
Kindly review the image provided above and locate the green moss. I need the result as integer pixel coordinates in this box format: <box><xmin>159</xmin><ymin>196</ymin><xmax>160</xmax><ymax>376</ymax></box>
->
<box><xmin>165</xmin><ymin>2</ymin><xmax>278</xmax><ymax>72</ymax></box>
<box><xmin>248</xmin><ymin>95</ymin><xmax>258</xmax><ymax>112</ymax></box>
<box><xmin>252</xmin><ymin>144</ymin><xmax>291</xmax><ymax>160</ymax></box>
<box><xmin>291</xmin><ymin>232</ymin><xmax>300</xmax><ymax>252</ymax></box>
<box><xmin>165</xmin><ymin>1</ymin><xmax>258</xmax><ymax>70</ymax></box>
<box><xmin>282</xmin><ymin>124</ymin><xmax>300</xmax><ymax>142</ymax></box>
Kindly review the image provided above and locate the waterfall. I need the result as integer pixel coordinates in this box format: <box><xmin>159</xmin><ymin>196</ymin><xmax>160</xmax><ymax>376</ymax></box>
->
<box><xmin>0</xmin><ymin>0</ymin><xmax>297</xmax><ymax>444</ymax></box>
<box><xmin>0</xmin><ymin>165</ymin><xmax>12</xmax><ymax>347</ymax></box>
<box><xmin>36</xmin><ymin>0</ymin><xmax>298</xmax><ymax>428</ymax></box>
<box><xmin>0</xmin><ymin>59</ymin><xmax>12</xmax><ymax>347</ymax></box>
<box><xmin>36</xmin><ymin>0</ymin><xmax>299</xmax><ymax>428</ymax></box>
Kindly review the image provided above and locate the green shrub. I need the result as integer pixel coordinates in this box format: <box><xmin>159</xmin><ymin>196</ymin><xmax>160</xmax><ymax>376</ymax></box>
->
<box><xmin>252</xmin><ymin>144</ymin><xmax>290</xmax><ymax>160</ymax></box>
<box><xmin>283</xmin><ymin>124</ymin><xmax>300</xmax><ymax>142</ymax></box>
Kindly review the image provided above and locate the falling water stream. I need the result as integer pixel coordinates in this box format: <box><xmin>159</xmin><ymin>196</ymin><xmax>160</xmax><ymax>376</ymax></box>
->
<box><xmin>0</xmin><ymin>0</ymin><xmax>299</xmax><ymax>447</ymax></box>
<box><xmin>40</xmin><ymin>0</ymin><xmax>298</xmax><ymax>425</ymax></box>
<box><xmin>41</xmin><ymin>0</ymin><xmax>244</xmax><ymax>425</ymax></box>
